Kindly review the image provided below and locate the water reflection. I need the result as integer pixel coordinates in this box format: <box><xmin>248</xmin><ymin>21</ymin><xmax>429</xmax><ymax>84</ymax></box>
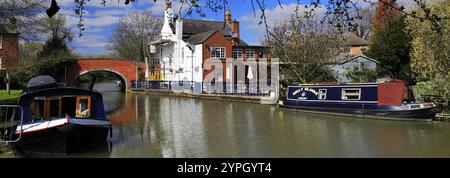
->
<box><xmin>100</xmin><ymin>92</ymin><xmax>450</xmax><ymax>158</ymax></box>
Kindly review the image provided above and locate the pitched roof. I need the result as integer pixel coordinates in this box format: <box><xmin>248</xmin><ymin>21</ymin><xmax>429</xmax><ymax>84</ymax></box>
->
<box><xmin>170</xmin><ymin>19</ymin><xmax>233</xmax><ymax>36</ymax></box>
<box><xmin>344</xmin><ymin>34</ymin><xmax>368</xmax><ymax>46</ymax></box>
<box><xmin>185</xmin><ymin>30</ymin><xmax>218</xmax><ymax>44</ymax></box>
<box><xmin>328</xmin><ymin>55</ymin><xmax>379</xmax><ymax>65</ymax></box>
<box><xmin>235</xmin><ymin>39</ymin><xmax>251</xmax><ymax>46</ymax></box>
<box><xmin>169</xmin><ymin>18</ymin><xmax>262</xmax><ymax>47</ymax></box>
<box><xmin>339</xmin><ymin>55</ymin><xmax>379</xmax><ymax>64</ymax></box>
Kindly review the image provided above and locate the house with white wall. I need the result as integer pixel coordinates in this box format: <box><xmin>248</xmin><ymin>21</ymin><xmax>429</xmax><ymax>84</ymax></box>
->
<box><xmin>150</xmin><ymin>2</ymin><xmax>268</xmax><ymax>94</ymax></box>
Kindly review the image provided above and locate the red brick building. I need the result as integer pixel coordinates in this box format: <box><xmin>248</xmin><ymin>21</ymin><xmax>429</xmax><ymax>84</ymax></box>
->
<box><xmin>0</xmin><ymin>23</ymin><xmax>19</xmax><ymax>69</ymax></box>
<box><xmin>151</xmin><ymin>4</ymin><xmax>268</xmax><ymax>93</ymax></box>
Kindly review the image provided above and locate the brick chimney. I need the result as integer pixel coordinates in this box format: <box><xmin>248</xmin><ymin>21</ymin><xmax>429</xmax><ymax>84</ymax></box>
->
<box><xmin>225</xmin><ymin>9</ymin><xmax>240</xmax><ymax>45</ymax></box>
<box><xmin>231</xmin><ymin>20</ymin><xmax>240</xmax><ymax>39</ymax></box>
<box><xmin>231</xmin><ymin>19</ymin><xmax>240</xmax><ymax>45</ymax></box>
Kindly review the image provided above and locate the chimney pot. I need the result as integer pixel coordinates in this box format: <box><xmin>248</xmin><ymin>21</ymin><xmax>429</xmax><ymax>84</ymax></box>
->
<box><xmin>225</xmin><ymin>9</ymin><xmax>232</xmax><ymax>25</ymax></box>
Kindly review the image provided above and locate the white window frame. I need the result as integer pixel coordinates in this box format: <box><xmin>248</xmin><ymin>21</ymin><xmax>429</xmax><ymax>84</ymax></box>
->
<box><xmin>211</xmin><ymin>47</ymin><xmax>225</xmax><ymax>58</ymax></box>
<box><xmin>233</xmin><ymin>48</ymin><xmax>243</xmax><ymax>59</ymax></box>
<box><xmin>341</xmin><ymin>88</ymin><xmax>361</xmax><ymax>100</ymax></box>
<box><xmin>245</xmin><ymin>49</ymin><xmax>255</xmax><ymax>59</ymax></box>
<box><xmin>318</xmin><ymin>89</ymin><xmax>327</xmax><ymax>100</ymax></box>
<box><xmin>0</xmin><ymin>35</ymin><xmax>2</xmax><ymax>49</ymax></box>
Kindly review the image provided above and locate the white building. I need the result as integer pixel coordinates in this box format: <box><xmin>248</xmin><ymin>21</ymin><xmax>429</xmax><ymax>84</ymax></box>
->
<box><xmin>150</xmin><ymin>2</ymin><xmax>268</xmax><ymax>94</ymax></box>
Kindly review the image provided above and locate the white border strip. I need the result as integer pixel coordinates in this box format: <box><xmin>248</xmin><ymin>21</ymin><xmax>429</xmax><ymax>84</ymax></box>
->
<box><xmin>16</xmin><ymin>118</ymin><xmax>111</xmax><ymax>134</ymax></box>
<box><xmin>286</xmin><ymin>98</ymin><xmax>378</xmax><ymax>103</ymax></box>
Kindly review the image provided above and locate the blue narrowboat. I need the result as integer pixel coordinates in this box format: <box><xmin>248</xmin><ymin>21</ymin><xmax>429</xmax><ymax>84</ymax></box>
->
<box><xmin>283</xmin><ymin>80</ymin><xmax>437</xmax><ymax>121</ymax></box>
<box><xmin>9</xmin><ymin>76</ymin><xmax>111</xmax><ymax>153</ymax></box>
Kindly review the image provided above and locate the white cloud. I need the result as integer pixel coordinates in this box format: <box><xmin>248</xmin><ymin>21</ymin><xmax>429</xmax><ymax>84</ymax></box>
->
<box><xmin>56</xmin><ymin>0</ymin><xmax>132</xmax><ymax>8</ymax></box>
<box><xmin>74</xmin><ymin>34</ymin><xmax>111</xmax><ymax>48</ymax></box>
<box><xmin>71</xmin><ymin>33</ymin><xmax>114</xmax><ymax>55</ymax></box>
<box><xmin>65</xmin><ymin>14</ymin><xmax>120</xmax><ymax>28</ymax></box>
<box><xmin>93</xmin><ymin>9</ymin><xmax>132</xmax><ymax>16</ymax></box>
<box><xmin>55</xmin><ymin>0</ymin><xmax>197</xmax><ymax>55</ymax></box>
<box><xmin>147</xmin><ymin>0</ymin><xmax>190</xmax><ymax>17</ymax></box>
<box><xmin>84</xmin><ymin>15</ymin><xmax>121</xmax><ymax>27</ymax></box>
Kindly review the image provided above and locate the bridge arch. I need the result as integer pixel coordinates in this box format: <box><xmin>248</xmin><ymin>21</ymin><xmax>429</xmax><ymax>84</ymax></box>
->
<box><xmin>73</xmin><ymin>68</ymin><xmax>129</xmax><ymax>91</ymax></box>
<box><xmin>63</xmin><ymin>59</ymin><xmax>146</xmax><ymax>90</ymax></box>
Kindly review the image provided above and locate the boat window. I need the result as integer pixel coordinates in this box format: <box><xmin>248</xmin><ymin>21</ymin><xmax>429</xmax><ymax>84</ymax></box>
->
<box><xmin>48</xmin><ymin>98</ymin><xmax>61</xmax><ymax>118</ymax></box>
<box><xmin>31</xmin><ymin>97</ymin><xmax>46</xmax><ymax>120</ymax></box>
<box><xmin>61</xmin><ymin>97</ymin><xmax>76</xmax><ymax>118</ymax></box>
<box><xmin>341</xmin><ymin>88</ymin><xmax>361</xmax><ymax>100</ymax></box>
<box><xmin>318</xmin><ymin>89</ymin><xmax>327</xmax><ymax>100</ymax></box>
<box><xmin>31</xmin><ymin>96</ymin><xmax>79</xmax><ymax>120</ymax></box>
<box><xmin>76</xmin><ymin>96</ymin><xmax>91</xmax><ymax>118</ymax></box>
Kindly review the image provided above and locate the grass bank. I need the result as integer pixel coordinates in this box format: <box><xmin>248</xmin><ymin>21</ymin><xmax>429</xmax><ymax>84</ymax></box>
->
<box><xmin>0</xmin><ymin>90</ymin><xmax>21</xmax><ymax>158</ymax></box>
<box><xmin>0</xmin><ymin>90</ymin><xmax>22</xmax><ymax>104</ymax></box>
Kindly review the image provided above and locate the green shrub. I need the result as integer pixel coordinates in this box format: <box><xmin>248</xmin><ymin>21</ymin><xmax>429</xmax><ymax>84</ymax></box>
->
<box><xmin>414</xmin><ymin>72</ymin><xmax>450</xmax><ymax>111</ymax></box>
<box><xmin>0</xmin><ymin>58</ymin><xmax>76</xmax><ymax>90</ymax></box>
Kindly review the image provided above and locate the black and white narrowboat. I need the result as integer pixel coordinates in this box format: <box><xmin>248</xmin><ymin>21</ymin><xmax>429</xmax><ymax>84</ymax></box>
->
<box><xmin>9</xmin><ymin>76</ymin><xmax>111</xmax><ymax>153</ymax></box>
<box><xmin>283</xmin><ymin>79</ymin><xmax>437</xmax><ymax>121</ymax></box>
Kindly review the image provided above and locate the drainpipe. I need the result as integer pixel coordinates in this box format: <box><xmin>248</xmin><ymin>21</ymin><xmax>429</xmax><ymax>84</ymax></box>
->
<box><xmin>187</xmin><ymin>43</ymin><xmax>195</xmax><ymax>92</ymax></box>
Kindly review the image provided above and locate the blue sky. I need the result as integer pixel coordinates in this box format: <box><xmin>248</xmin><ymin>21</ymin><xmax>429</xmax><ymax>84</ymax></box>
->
<box><xmin>52</xmin><ymin>0</ymin><xmax>414</xmax><ymax>56</ymax></box>
<box><xmin>52</xmin><ymin>0</ymin><xmax>311</xmax><ymax>56</ymax></box>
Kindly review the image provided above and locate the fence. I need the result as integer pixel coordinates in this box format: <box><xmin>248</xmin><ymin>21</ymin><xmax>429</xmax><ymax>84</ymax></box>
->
<box><xmin>131</xmin><ymin>80</ymin><xmax>272</xmax><ymax>96</ymax></box>
<box><xmin>131</xmin><ymin>80</ymin><xmax>173</xmax><ymax>90</ymax></box>
<box><xmin>0</xmin><ymin>105</ymin><xmax>23</xmax><ymax>143</ymax></box>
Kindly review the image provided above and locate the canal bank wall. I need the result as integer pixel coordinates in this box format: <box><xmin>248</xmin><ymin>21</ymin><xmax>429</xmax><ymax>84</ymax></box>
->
<box><xmin>128</xmin><ymin>89</ymin><xmax>275</xmax><ymax>104</ymax></box>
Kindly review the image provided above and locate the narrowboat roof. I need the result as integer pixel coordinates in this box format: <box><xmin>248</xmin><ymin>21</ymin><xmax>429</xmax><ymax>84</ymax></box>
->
<box><xmin>20</xmin><ymin>76</ymin><xmax>102</xmax><ymax>102</ymax></box>
<box><xmin>19</xmin><ymin>87</ymin><xmax>102</xmax><ymax>100</ymax></box>
<box><xmin>289</xmin><ymin>82</ymin><xmax>378</xmax><ymax>86</ymax></box>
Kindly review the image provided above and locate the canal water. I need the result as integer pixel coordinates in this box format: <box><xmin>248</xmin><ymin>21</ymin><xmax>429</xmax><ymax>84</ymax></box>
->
<box><xmin>76</xmin><ymin>83</ymin><xmax>450</xmax><ymax>157</ymax></box>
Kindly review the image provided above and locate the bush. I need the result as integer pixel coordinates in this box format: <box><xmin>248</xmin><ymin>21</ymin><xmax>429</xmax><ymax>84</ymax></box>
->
<box><xmin>345</xmin><ymin>62</ymin><xmax>378</xmax><ymax>83</ymax></box>
<box><xmin>0</xmin><ymin>58</ymin><xmax>76</xmax><ymax>90</ymax></box>
<box><xmin>414</xmin><ymin>72</ymin><xmax>450</xmax><ymax>111</ymax></box>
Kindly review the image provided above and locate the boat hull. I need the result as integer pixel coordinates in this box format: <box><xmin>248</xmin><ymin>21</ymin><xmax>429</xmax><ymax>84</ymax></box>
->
<box><xmin>13</xmin><ymin>123</ymin><xmax>111</xmax><ymax>154</ymax></box>
<box><xmin>283</xmin><ymin>101</ymin><xmax>437</xmax><ymax>121</ymax></box>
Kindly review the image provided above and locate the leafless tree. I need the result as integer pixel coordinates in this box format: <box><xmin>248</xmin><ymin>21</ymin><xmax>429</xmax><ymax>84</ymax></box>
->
<box><xmin>107</xmin><ymin>10</ymin><xmax>163</xmax><ymax>61</ymax></box>
<box><xmin>351</xmin><ymin>5</ymin><xmax>376</xmax><ymax>40</ymax></box>
<box><xmin>0</xmin><ymin>0</ymin><xmax>47</xmax><ymax>42</ymax></box>
<box><xmin>267</xmin><ymin>13</ymin><xmax>344</xmax><ymax>85</ymax></box>
<box><xmin>68</xmin><ymin>0</ymin><xmax>446</xmax><ymax>37</ymax></box>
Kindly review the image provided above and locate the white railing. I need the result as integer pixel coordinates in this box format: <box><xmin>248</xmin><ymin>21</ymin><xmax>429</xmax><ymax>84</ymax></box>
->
<box><xmin>0</xmin><ymin>105</ymin><xmax>23</xmax><ymax>143</ymax></box>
